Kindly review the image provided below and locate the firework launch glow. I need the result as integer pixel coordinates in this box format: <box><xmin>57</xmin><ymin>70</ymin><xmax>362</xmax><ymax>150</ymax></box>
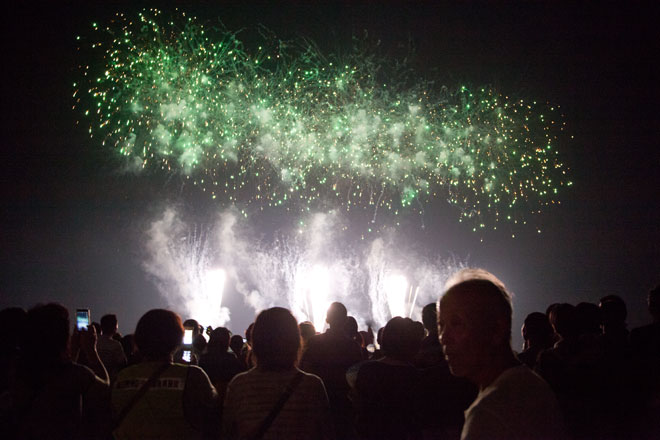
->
<box><xmin>144</xmin><ymin>207</ymin><xmax>464</xmax><ymax>330</ymax></box>
<box><xmin>74</xmin><ymin>9</ymin><xmax>571</xmax><ymax>232</ymax></box>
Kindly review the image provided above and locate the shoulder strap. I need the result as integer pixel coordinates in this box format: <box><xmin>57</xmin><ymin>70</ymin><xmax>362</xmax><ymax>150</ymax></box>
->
<box><xmin>113</xmin><ymin>362</ymin><xmax>171</xmax><ymax>430</ymax></box>
<box><xmin>250</xmin><ymin>371</ymin><xmax>305</xmax><ymax>440</ymax></box>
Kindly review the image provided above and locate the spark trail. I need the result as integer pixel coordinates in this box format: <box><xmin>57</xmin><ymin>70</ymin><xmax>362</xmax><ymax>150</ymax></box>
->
<box><xmin>74</xmin><ymin>9</ymin><xmax>571</xmax><ymax>232</ymax></box>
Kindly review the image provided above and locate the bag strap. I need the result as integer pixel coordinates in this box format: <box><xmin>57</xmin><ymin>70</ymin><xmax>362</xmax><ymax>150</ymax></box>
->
<box><xmin>250</xmin><ymin>371</ymin><xmax>305</xmax><ymax>440</ymax></box>
<box><xmin>113</xmin><ymin>362</ymin><xmax>171</xmax><ymax>430</ymax></box>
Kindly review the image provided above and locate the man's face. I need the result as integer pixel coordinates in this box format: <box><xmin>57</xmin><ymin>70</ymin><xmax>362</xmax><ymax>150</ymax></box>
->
<box><xmin>438</xmin><ymin>289</ymin><xmax>490</xmax><ymax>382</ymax></box>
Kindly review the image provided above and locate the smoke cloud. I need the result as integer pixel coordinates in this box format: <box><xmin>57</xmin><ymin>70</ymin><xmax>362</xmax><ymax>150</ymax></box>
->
<box><xmin>144</xmin><ymin>206</ymin><xmax>465</xmax><ymax>332</ymax></box>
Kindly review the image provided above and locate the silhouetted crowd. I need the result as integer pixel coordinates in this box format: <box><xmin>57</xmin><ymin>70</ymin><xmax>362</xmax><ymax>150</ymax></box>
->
<box><xmin>0</xmin><ymin>269</ymin><xmax>658</xmax><ymax>439</ymax></box>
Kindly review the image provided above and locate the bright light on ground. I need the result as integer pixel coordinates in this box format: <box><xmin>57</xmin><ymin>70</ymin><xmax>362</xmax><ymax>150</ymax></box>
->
<box><xmin>295</xmin><ymin>264</ymin><xmax>331</xmax><ymax>332</ymax></box>
<box><xmin>384</xmin><ymin>273</ymin><xmax>409</xmax><ymax>318</ymax></box>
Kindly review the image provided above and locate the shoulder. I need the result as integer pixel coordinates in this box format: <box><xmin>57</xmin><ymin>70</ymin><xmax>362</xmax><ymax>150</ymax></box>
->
<box><xmin>67</xmin><ymin>361</ymin><xmax>100</xmax><ymax>385</ymax></box>
<box><xmin>184</xmin><ymin>364</ymin><xmax>211</xmax><ymax>379</ymax></box>
<box><xmin>295</xmin><ymin>369</ymin><xmax>330</xmax><ymax>403</ymax></box>
<box><xmin>226</xmin><ymin>367</ymin><xmax>257</xmax><ymax>388</ymax></box>
<box><xmin>298</xmin><ymin>368</ymin><xmax>325</xmax><ymax>387</ymax></box>
<box><xmin>495</xmin><ymin>365</ymin><xmax>553</xmax><ymax>393</ymax></box>
<box><xmin>306</xmin><ymin>333</ymin><xmax>325</xmax><ymax>348</ymax></box>
<box><xmin>66</xmin><ymin>361</ymin><xmax>109</xmax><ymax>393</ymax></box>
<box><xmin>476</xmin><ymin>366</ymin><xmax>560</xmax><ymax>418</ymax></box>
<box><xmin>69</xmin><ymin>360</ymin><xmax>97</xmax><ymax>376</ymax></box>
<box><xmin>355</xmin><ymin>359</ymin><xmax>387</xmax><ymax>376</ymax></box>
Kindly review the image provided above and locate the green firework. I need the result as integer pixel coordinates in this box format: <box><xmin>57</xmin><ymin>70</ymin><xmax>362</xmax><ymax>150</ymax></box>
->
<box><xmin>74</xmin><ymin>9</ymin><xmax>571</xmax><ymax>231</ymax></box>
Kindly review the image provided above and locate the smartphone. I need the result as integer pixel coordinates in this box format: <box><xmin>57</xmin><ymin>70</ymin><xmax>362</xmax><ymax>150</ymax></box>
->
<box><xmin>183</xmin><ymin>327</ymin><xmax>194</xmax><ymax>345</ymax></box>
<box><xmin>182</xmin><ymin>349</ymin><xmax>192</xmax><ymax>363</ymax></box>
<box><xmin>76</xmin><ymin>309</ymin><xmax>90</xmax><ymax>331</ymax></box>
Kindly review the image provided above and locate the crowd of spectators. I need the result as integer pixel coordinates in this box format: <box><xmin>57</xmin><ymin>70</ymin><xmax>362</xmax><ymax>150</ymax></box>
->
<box><xmin>0</xmin><ymin>270</ymin><xmax>658</xmax><ymax>439</ymax></box>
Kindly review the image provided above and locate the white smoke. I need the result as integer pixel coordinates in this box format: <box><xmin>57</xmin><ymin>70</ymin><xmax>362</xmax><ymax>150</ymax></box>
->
<box><xmin>143</xmin><ymin>207</ymin><xmax>230</xmax><ymax>327</ymax></box>
<box><xmin>143</xmin><ymin>206</ymin><xmax>465</xmax><ymax>332</ymax></box>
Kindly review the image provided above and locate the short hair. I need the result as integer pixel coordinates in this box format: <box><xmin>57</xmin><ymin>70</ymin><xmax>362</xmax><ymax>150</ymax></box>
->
<box><xmin>245</xmin><ymin>323</ymin><xmax>255</xmax><ymax>344</ymax></box>
<box><xmin>442</xmin><ymin>268</ymin><xmax>513</xmax><ymax>343</ymax></box>
<box><xmin>599</xmin><ymin>295</ymin><xmax>627</xmax><ymax>325</ymax></box>
<box><xmin>575</xmin><ymin>302</ymin><xmax>600</xmax><ymax>334</ymax></box>
<box><xmin>298</xmin><ymin>321</ymin><xmax>316</xmax><ymax>342</ymax></box>
<box><xmin>522</xmin><ymin>312</ymin><xmax>554</xmax><ymax>343</ymax></box>
<box><xmin>22</xmin><ymin>303</ymin><xmax>70</xmax><ymax>360</ymax></box>
<box><xmin>551</xmin><ymin>304</ymin><xmax>578</xmax><ymax>339</ymax></box>
<box><xmin>208</xmin><ymin>327</ymin><xmax>231</xmax><ymax>352</ymax></box>
<box><xmin>381</xmin><ymin>317</ymin><xmax>421</xmax><ymax>362</ymax></box>
<box><xmin>135</xmin><ymin>309</ymin><xmax>184</xmax><ymax>360</ymax></box>
<box><xmin>326</xmin><ymin>302</ymin><xmax>348</xmax><ymax>327</ymax></box>
<box><xmin>345</xmin><ymin>316</ymin><xmax>359</xmax><ymax>337</ymax></box>
<box><xmin>183</xmin><ymin>318</ymin><xmax>201</xmax><ymax>336</ymax></box>
<box><xmin>359</xmin><ymin>330</ymin><xmax>374</xmax><ymax>346</ymax></box>
<box><xmin>229</xmin><ymin>334</ymin><xmax>244</xmax><ymax>354</ymax></box>
<box><xmin>100</xmin><ymin>314</ymin><xmax>118</xmax><ymax>334</ymax></box>
<box><xmin>421</xmin><ymin>303</ymin><xmax>437</xmax><ymax>331</ymax></box>
<box><xmin>252</xmin><ymin>307</ymin><xmax>301</xmax><ymax>371</ymax></box>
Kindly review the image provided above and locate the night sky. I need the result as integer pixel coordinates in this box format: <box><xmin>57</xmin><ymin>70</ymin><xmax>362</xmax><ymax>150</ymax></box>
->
<box><xmin>2</xmin><ymin>1</ymin><xmax>658</xmax><ymax>348</ymax></box>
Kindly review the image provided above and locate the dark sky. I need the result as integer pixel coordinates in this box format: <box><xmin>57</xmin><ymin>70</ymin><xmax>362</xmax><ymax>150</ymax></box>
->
<box><xmin>1</xmin><ymin>1</ymin><xmax>658</xmax><ymax>347</ymax></box>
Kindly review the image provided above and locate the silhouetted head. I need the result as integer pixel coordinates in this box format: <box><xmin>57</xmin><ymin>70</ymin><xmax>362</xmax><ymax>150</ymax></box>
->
<box><xmin>135</xmin><ymin>309</ymin><xmax>184</xmax><ymax>361</ymax></box>
<box><xmin>575</xmin><ymin>302</ymin><xmax>601</xmax><ymax>335</ymax></box>
<box><xmin>326</xmin><ymin>302</ymin><xmax>348</xmax><ymax>329</ymax></box>
<box><xmin>546</xmin><ymin>303</ymin><xmax>560</xmax><ymax>329</ymax></box>
<box><xmin>208</xmin><ymin>327</ymin><xmax>231</xmax><ymax>353</ymax></box>
<box><xmin>100</xmin><ymin>314</ymin><xmax>118</xmax><ymax>335</ymax></box>
<box><xmin>345</xmin><ymin>316</ymin><xmax>359</xmax><ymax>338</ymax></box>
<box><xmin>183</xmin><ymin>318</ymin><xmax>201</xmax><ymax>336</ymax></box>
<box><xmin>521</xmin><ymin>312</ymin><xmax>554</xmax><ymax>347</ymax></box>
<box><xmin>22</xmin><ymin>303</ymin><xmax>70</xmax><ymax>361</ymax></box>
<box><xmin>552</xmin><ymin>303</ymin><xmax>579</xmax><ymax>340</ymax></box>
<box><xmin>413</xmin><ymin>320</ymin><xmax>425</xmax><ymax>340</ymax></box>
<box><xmin>121</xmin><ymin>334</ymin><xmax>136</xmax><ymax>357</ymax></box>
<box><xmin>381</xmin><ymin>316</ymin><xmax>421</xmax><ymax>362</ymax></box>
<box><xmin>438</xmin><ymin>269</ymin><xmax>513</xmax><ymax>383</ymax></box>
<box><xmin>252</xmin><ymin>307</ymin><xmax>301</xmax><ymax>371</ymax></box>
<box><xmin>298</xmin><ymin>321</ymin><xmax>316</xmax><ymax>343</ymax></box>
<box><xmin>376</xmin><ymin>327</ymin><xmax>385</xmax><ymax>345</ymax></box>
<box><xmin>245</xmin><ymin>322</ymin><xmax>255</xmax><ymax>345</ymax></box>
<box><xmin>599</xmin><ymin>295</ymin><xmax>627</xmax><ymax>328</ymax></box>
<box><xmin>359</xmin><ymin>330</ymin><xmax>374</xmax><ymax>347</ymax></box>
<box><xmin>229</xmin><ymin>334</ymin><xmax>244</xmax><ymax>355</ymax></box>
<box><xmin>422</xmin><ymin>303</ymin><xmax>438</xmax><ymax>334</ymax></box>
<box><xmin>649</xmin><ymin>285</ymin><xmax>660</xmax><ymax>321</ymax></box>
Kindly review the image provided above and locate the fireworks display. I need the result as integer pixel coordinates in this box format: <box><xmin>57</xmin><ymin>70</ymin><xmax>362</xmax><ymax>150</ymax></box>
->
<box><xmin>74</xmin><ymin>9</ymin><xmax>570</xmax><ymax>231</ymax></box>
<box><xmin>143</xmin><ymin>208</ymin><xmax>231</xmax><ymax>327</ymax></box>
<box><xmin>144</xmin><ymin>208</ymin><xmax>463</xmax><ymax>331</ymax></box>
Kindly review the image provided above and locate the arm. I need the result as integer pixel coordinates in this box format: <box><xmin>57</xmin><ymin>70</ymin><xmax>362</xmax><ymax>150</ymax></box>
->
<box><xmin>78</xmin><ymin>327</ymin><xmax>110</xmax><ymax>384</ymax></box>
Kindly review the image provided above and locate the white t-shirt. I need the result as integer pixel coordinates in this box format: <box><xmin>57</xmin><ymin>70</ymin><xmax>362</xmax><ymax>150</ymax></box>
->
<box><xmin>462</xmin><ymin>365</ymin><xmax>564</xmax><ymax>440</ymax></box>
<box><xmin>96</xmin><ymin>335</ymin><xmax>127</xmax><ymax>378</ymax></box>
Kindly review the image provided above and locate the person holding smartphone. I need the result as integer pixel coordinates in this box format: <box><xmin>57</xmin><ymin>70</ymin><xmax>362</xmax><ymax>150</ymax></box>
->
<box><xmin>2</xmin><ymin>303</ymin><xmax>110</xmax><ymax>439</ymax></box>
